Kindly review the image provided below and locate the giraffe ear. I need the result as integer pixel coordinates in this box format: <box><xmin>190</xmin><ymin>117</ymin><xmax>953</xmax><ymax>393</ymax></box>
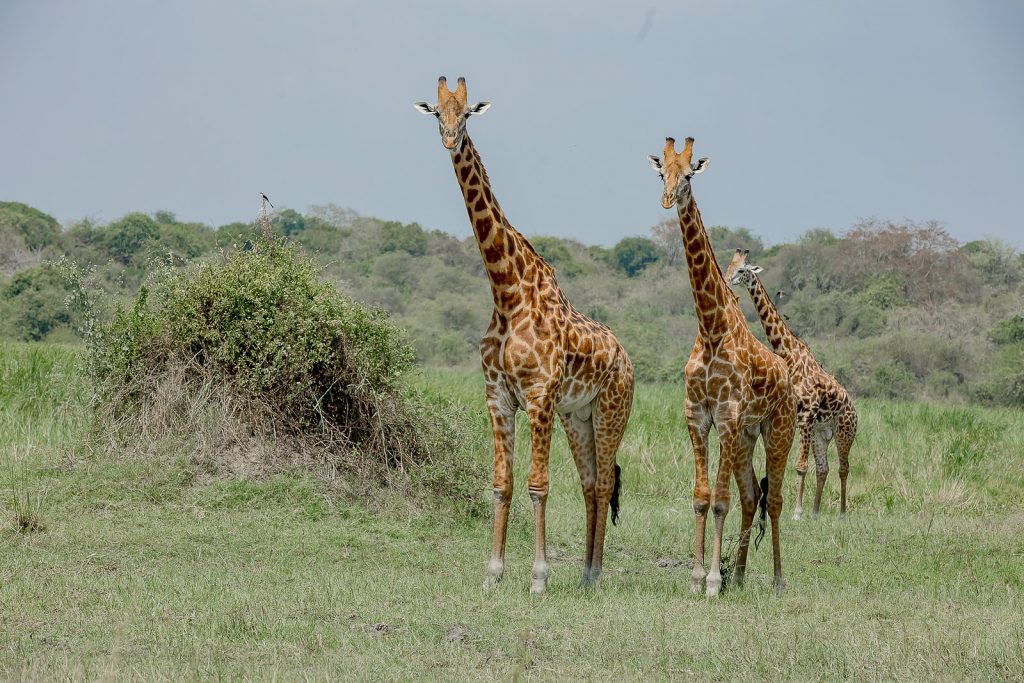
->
<box><xmin>748</xmin><ymin>265</ymin><xmax>764</xmax><ymax>275</ymax></box>
<box><xmin>648</xmin><ymin>155</ymin><xmax>663</xmax><ymax>173</ymax></box>
<box><xmin>413</xmin><ymin>102</ymin><xmax>438</xmax><ymax>116</ymax></box>
<box><xmin>691</xmin><ymin>157</ymin><xmax>710</xmax><ymax>174</ymax></box>
<box><xmin>466</xmin><ymin>101</ymin><xmax>491</xmax><ymax>116</ymax></box>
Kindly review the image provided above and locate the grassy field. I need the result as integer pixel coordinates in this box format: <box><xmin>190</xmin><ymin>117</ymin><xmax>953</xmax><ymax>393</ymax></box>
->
<box><xmin>1</xmin><ymin>341</ymin><xmax>1023</xmax><ymax>681</ymax></box>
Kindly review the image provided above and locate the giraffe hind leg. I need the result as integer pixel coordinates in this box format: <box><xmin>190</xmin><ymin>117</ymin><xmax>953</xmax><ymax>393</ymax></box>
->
<box><xmin>559</xmin><ymin>408</ymin><xmax>597</xmax><ymax>586</ymax></box>
<box><xmin>837</xmin><ymin>426</ymin><xmax>855</xmax><ymax>517</ymax></box>
<box><xmin>730</xmin><ymin>426</ymin><xmax>760</xmax><ymax>588</ymax></box>
<box><xmin>762</xmin><ymin>396</ymin><xmax>797</xmax><ymax>594</ymax></box>
<box><xmin>586</xmin><ymin>368</ymin><xmax>634</xmax><ymax>588</ymax></box>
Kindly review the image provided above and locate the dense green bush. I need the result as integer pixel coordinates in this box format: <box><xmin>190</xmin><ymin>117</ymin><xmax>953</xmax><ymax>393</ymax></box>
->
<box><xmin>1</xmin><ymin>266</ymin><xmax>71</xmax><ymax>341</ymax></box>
<box><xmin>988</xmin><ymin>316</ymin><xmax>1024</xmax><ymax>345</ymax></box>
<box><xmin>81</xmin><ymin>235</ymin><xmax>484</xmax><ymax>510</ymax></box>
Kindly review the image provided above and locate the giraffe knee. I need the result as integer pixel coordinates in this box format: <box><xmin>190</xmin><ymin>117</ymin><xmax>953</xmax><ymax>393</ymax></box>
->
<box><xmin>693</xmin><ymin>498</ymin><xmax>710</xmax><ymax>516</ymax></box>
<box><xmin>492</xmin><ymin>483</ymin><xmax>513</xmax><ymax>503</ymax></box>
<box><xmin>712</xmin><ymin>498</ymin><xmax>729</xmax><ymax>517</ymax></box>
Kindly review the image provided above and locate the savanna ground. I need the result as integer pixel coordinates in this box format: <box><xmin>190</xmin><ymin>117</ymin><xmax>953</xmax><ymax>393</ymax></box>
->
<box><xmin>1</xmin><ymin>341</ymin><xmax>1023</xmax><ymax>681</ymax></box>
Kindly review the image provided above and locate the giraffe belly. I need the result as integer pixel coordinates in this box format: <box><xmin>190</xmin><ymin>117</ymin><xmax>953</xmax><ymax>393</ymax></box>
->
<box><xmin>555</xmin><ymin>385</ymin><xmax>599</xmax><ymax>419</ymax></box>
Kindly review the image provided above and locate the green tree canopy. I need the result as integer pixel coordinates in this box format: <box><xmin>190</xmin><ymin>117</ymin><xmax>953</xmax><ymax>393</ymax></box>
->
<box><xmin>0</xmin><ymin>201</ymin><xmax>62</xmax><ymax>250</ymax></box>
<box><xmin>380</xmin><ymin>221</ymin><xmax>428</xmax><ymax>256</ymax></box>
<box><xmin>104</xmin><ymin>212</ymin><xmax>159</xmax><ymax>264</ymax></box>
<box><xmin>612</xmin><ymin>237</ymin><xmax>660</xmax><ymax>277</ymax></box>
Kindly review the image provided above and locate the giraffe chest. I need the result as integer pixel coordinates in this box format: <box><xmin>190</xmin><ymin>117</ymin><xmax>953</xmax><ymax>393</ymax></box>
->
<box><xmin>496</xmin><ymin>351</ymin><xmax>601</xmax><ymax>415</ymax></box>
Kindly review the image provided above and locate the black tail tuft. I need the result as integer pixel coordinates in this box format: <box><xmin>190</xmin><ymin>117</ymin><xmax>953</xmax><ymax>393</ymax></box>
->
<box><xmin>754</xmin><ymin>476</ymin><xmax>769</xmax><ymax>550</ymax></box>
<box><xmin>610</xmin><ymin>464</ymin><xmax>622</xmax><ymax>525</ymax></box>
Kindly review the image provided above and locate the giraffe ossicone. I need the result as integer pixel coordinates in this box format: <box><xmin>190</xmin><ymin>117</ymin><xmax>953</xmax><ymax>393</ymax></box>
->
<box><xmin>415</xmin><ymin>77</ymin><xmax>635</xmax><ymax>594</ymax></box>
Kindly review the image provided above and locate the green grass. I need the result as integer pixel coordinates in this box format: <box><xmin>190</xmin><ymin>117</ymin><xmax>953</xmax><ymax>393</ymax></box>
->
<box><xmin>1</xmin><ymin>342</ymin><xmax>1023</xmax><ymax>680</ymax></box>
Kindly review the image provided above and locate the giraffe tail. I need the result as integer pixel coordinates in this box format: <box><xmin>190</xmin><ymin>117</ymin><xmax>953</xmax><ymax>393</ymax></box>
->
<box><xmin>610</xmin><ymin>463</ymin><xmax>622</xmax><ymax>525</ymax></box>
<box><xmin>754</xmin><ymin>476</ymin><xmax>768</xmax><ymax>550</ymax></box>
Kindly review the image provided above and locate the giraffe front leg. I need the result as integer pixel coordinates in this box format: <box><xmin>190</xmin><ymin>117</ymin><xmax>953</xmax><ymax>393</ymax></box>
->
<box><xmin>792</xmin><ymin>416</ymin><xmax>814</xmax><ymax>521</ymax></box>
<box><xmin>811</xmin><ymin>434</ymin><xmax>830</xmax><ymax>519</ymax></box>
<box><xmin>706</xmin><ymin>425</ymin><xmax>739</xmax><ymax>598</ymax></box>
<box><xmin>483</xmin><ymin>394</ymin><xmax>516</xmax><ymax>592</ymax></box>
<box><xmin>526</xmin><ymin>396</ymin><xmax>555</xmax><ymax>595</ymax></box>
<box><xmin>685</xmin><ymin>407</ymin><xmax>712</xmax><ymax>594</ymax></box>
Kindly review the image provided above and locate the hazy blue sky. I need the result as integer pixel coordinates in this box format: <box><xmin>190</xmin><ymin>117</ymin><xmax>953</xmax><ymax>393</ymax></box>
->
<box><xmin>2</xmin><ymin>0</ymin><xmax>1022</xmax><ymax>246</ymax></box>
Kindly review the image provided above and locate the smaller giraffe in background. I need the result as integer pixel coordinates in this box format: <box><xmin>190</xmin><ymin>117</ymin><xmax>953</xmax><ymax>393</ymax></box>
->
<box><xmin>725</xmin><ymin>249</ymin><xmax>858</xmax><ymax>518</ymax></box>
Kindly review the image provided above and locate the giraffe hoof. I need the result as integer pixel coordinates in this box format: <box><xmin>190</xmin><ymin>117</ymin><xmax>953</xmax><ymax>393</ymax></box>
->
<box><xmin>482</xmin><ymin>563</ymin><xmax>503</xmax><ymax>592</ymax></box>
<box><xmin>792</xmin><ymin>509</ymin><xmax>803</xmax><ymax>521</ymax></box>
<box><xmin>705</xmin><ymin>572</ymin><xmax>722</xmax><ymax>597</ymax></box>
<box><xmin>530</xmin><ymin>577</ymin><xmax>547</xmax><ymax>595</ymax></box>
<box><xmin>690</xmin><ymin>567</ymin><xmax>706</xmax><ymax>594</ymax></box>
<box><xmin>773</xmin><ymin>576</ymin><xmax>786</xmax><ymax>596</ymax></box>
<box><xmin>579</xmin><ymin>570</ymin><xmax>599</xmax><ymax>590</ymax></box>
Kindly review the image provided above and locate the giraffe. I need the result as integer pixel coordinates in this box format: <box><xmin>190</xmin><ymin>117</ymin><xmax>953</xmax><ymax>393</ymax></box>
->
<box><xmin>725</xmin><ymin>250</ymin><xmax>858</xmax><ymax>519</ymax></box>
<box><xmin>648</xmin><ymin>137</ymin><xmax>796</xmax><ymax>596</ymax></box>
<box><xmin>415</xmin><ymin>77</ymin><xmax>635</xmax><ymax>593</ymax></box>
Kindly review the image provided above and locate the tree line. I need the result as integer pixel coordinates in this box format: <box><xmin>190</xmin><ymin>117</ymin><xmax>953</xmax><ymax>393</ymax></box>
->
<box><xmin>1</xmin><ymin>200</ymin><xmax>1022</xmax><ymax>407</ymax></box>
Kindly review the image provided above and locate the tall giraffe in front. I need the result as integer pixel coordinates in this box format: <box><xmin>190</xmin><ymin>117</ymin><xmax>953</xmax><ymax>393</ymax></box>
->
<box><xmin>725</xmin><ymin>250</ymin><xmax>858</xmax><ymax>519</ymax></box>
<box><xmin>648</xmin><ymin>137</ymin><xmax>796</xmax><ymax>595</ymax></box>
<box><xmin>415</xmin><ymin>77</ymin><xmax>634</xmax><ymax>593</ymax></box>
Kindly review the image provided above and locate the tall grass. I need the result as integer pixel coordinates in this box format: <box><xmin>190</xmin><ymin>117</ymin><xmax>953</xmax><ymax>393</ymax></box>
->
<box><xmin>0</xmin><ymin>346</ymin><xmax>1022</xmax><ymax>680</ymax></box>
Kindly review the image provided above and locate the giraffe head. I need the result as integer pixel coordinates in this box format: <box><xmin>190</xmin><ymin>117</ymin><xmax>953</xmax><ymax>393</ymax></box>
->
<box><xmin>414</xmin><ymin>76</ymin><xmax>491</xmax><ymax>151</ymax></box>
<box><xmin>725</xmin><ymin>248</ymin><xmax>763</xmax><ymax>287</ymax></box>
<box><xmin>648</xmin><ymin>137</ymin><xmax>710</xmax><ymax>209</ymax></box>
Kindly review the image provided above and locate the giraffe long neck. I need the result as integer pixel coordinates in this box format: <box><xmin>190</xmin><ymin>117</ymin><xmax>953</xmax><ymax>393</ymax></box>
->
<box><xmin>450</xmin><ymin>134</ymin><xmax>536</xmax><ymax>315</ymax></box>
<box><xmin>677</xmin><ymin>197</ymin><xmax>738</xmax><ymax>344</ymax></box>
<box><xmin>745</xmin><ymin>274</ymin><xmax>798</xmax><ymax>357</ymax></box>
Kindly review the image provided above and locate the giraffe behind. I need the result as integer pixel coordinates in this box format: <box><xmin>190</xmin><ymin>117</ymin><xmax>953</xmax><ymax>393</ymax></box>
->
<box><xmin>726</xmin><ymin>249</ymin><xmax>859</xmax><ymax>518</ymax></box>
